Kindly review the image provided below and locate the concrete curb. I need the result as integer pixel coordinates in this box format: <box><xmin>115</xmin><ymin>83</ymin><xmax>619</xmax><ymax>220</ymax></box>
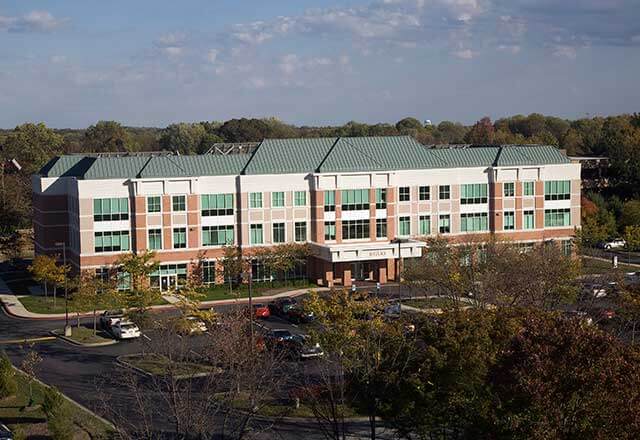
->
<box><xmin>0</xmin><ymin>286</ymin><xmax>330</xmax><ymax>321</ymax></box>
<box><xmin>49</xmin><ymin>329</ymin><xmax>118</xmax><ymax>347</ymax></box>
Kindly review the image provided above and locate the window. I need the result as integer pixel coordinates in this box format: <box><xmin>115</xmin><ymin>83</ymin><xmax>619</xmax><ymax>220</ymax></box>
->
<box><xmin>399</xmin><ymin>216</ymin><xmax>411</xmax><ymax>236</ymax></box>
<box><xmin>148</xmin><ymin>229</ymin><xmax>162</xmax><ymax>250</ymax></box>
<box><xmin>95</xmin><ymin>267</ymin><xmax>109</xmax><ymax>283</ymax></box>
<box><xmin>561</xmin><ymin>240</ymin><xmax>573</xmax><ymax>257</ymax></box>
<box><xmin>523</xmin><ymin>181</ymin><xmax>535</xmax><ymax>197</ymax></box>
<box><xmin>503</xmin><ymin>211</ymin><xmax>515</xmax><ymax>230</ymax></box>
<box><xmin>172</xmin><ymin>195</ymin><xmax>186</xmax><ymax>212</ymax></box>
<box><xmin>272</xmin><ymin>192</ymin><xmax>285</xmax><ymax>208</ymax></box>
<box><xmin>117</xmin><ymin>271</ymin><xmax>131</xmax><ymax>291</ymax></box>
<box><xmin>93</xmin><ymin>198</ymin><xmax>129</xmax><ymax>222</ymax></box>
<box><xmin>147</xmin><ymin>196</ymin><xmax>161</xmax><ymax>213</ymax></box>
<box><xmin>524</xmin><ymin>210</ymin><xmax>535</xmax><ymax>229</ymax></box>
<box><xmin>439</xmin><ymin>215</ymin><xmax>451</xmax><ymax>234</ymax></box>
<box><xmin>399</xmin><ymin>187</ymin><xmax>410</xmax><ymax>202</ymax></box>
<box><xmin>295</xmin><ymin>222</ymin><xmax>307</xmax><ymax>242</ymax></box>
<box><xmin>376</xmin><ymin>219</ymin><xmax>387</xmax><ymax>238</ymax></box>
<box><xmin>324</xmin><ymin>191</ymin><xmax>336</xmax><ymax>212</ymax></box>
<box><xmin>342</xmin><ymin>219</ymin><xmax>370</xmax><ymax>240</ymax></box>
<box><xmin>173</xmin><ymin>227</ymin><xmax>186</xmax><ymax>249</ymax></box>
<box><xmin>202</xmin><ymin>261</ymin><xmax>216</xmax><ymax>284</ymax></box>
<box><xmin>439</xmin><ymin>185</ymin><xmax>450</xmax><ymax>200</ymax></box>
<box><xmin>544</xmin><ymin>180</ymin><xmax>571</xmax><ymax>201</ymax></box>
<box><xmin>419</xmin><ymin>186</ymin><xmax>430</xmax><ymax>201</ymax></box>
<box><xmin>325</xmin><ymin>221</ymin><xmax>336</xmax><ymax>241</ymax></box>
<box><xmin>375</xmin><ymin>189</ymin><xmax>387</xmax><ymax>209</ymax></box>
<box><xmin>272</xmin><ymin>223</ymin><xmax>285</xmax><ymax>243</ymax></box>
<box><xmin>94</xmin><ymin>231</ymin><xmax>129</xmax><ymax>253</ymax></box>
<box><xmin>294</xmin><ymin>191</ymin><xmax>306</xmax><ymax>206</ymax></box>
<box><xmin>250</xmin><ymin>224</ymin><xmax>264</xmax><ymax>244</ymax></box>
<box><xmin>544</xmin><ymin>208</ymin><xmax>571</xmax><ymax>227</ymax></box>
<box><xmin>202</xmin><ymin>225</ymin><xmax>234</xmax><ymax>246</ymax></box>
<box><xmin>460</xmin><ymin>213</ymin><xmax>489</xmax><ymax>232</ymax></box>
<box><xmin>250</xmin><ymin>192</ymin><xmax>262</xmax><ymax>208</ymax></box>
<box><xmin>341</xmin><ymin>189</ymin><xmax>369</xmax><ymax>211</ymax></box>
<box><xmin>503</xmin><ymin>182</ymin><xmax>515</xmax><ymax>198</ymax></box>
<box><xmin>201</xmin><ymin>194</ymin><xmax>234</xmax><ymax>216</ymax></box>
<box><xmin>460</xmin><ymin>184</ymin><xmax>488</xmax><ymax>204</ymax></box>
<box><xmin>419</xmin><ymin>215</ymin><xmax>431</xmax><ymax>235</ymax></box>
<box><xmin>149</xmin><ymin>264</ymin><xmax>187</xmax><ymax>289</ymax></box>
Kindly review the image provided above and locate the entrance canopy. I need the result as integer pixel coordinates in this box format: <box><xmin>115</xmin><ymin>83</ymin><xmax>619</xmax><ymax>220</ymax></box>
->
<box><xmin>310</xmin><ymin>240</ymin><xmax>425</xmax><ymax>263</ymax></box>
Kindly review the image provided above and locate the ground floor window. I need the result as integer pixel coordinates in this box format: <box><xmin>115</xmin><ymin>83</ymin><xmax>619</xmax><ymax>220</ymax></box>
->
<box><xmin>251</xmin><ymin>259</ymin><xmax>307</xmax><ymax>282</ymax></box>
<box><xmin>524</xmin><ymin>210</ymin><xmax>535</xmax><ymax>229</ymax></box>
<box><xmin>149</xmin><ymin>263</ymin><xmax>188</xmax><ymax>290</ymax></box>
<box><xmin>561</xmin><ymin>240</ymin><xmax>573</xmax><ymax>257</ymax></box>
<box><xmin>202</xmin><ymin>260</ymin><xmax>216</xmax><ymax>284</ymax></box>
<box><xmin>251</xmin><ymin>224</ymin><xmax>264</xmax><ymax>245</ymax></box>
<box><xmin>342</xmin><ymin>219</ymin><xmax>369</xmax><ymax>240</ymax></box>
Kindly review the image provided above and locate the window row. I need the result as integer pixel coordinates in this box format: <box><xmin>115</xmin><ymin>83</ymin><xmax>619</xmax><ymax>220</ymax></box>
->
<box><xmin>93</xmin><ymin>198</ymin><xmax>128</xmax><ymax>222</ymax></box>
<box><xmin>249</xmin><ymin>191</ymin><xmax>307</xmax><ymax>208</ymax></box>
<box><xmin>146</xmin><ymin>195</ymin><xmax>187</xmax><ymax>213</ymax></box>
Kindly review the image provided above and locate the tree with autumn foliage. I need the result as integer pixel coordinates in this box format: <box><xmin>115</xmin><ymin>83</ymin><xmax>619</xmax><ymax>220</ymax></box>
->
<box><xmin>116</xmin><ymin>251</ymin><xmax>161</xmax><ymax>316</ymax></box>
<box><xmin>464</xmin><ymin>117</ymin><xmax>495</xmax><ymax>144</ymax></box>
<box><xmin>252</xmin><ymin>242</ymin><xmax>310</xmax><ymax>283</ymax></box>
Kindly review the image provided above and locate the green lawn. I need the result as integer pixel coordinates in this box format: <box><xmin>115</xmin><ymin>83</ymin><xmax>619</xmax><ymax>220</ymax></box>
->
<box><xmin>581</xmin><ymin>257</ymin><xmax>639</xmax><ymax>275</ymax></box>
<box><xmin>404</xmin><ymin>297</ymin><xmax>458</xmax><ymax>309</ymax></box>
<box><xmin>199</xmin><ymin>280</ymin><xmax>317</xmax><ymax>302</ymax></box>
<box><xmin>18</xmin><ymin>294</ymin><xmax>167</xmax><ymax>314</ymax></box>
<box><xmin>0</xmin><ymin>368</ymin><xmax>112</xmax><ymax>438</ymax></box>
<box><xmin>120</xmin><ymin>354</ymin><xmax>217</xmax><ymax>377</ymax></box>
<box><xmin>59</xmin><ymin>326</ymin><xmax>113</xmax><ymax>345</ymax></box>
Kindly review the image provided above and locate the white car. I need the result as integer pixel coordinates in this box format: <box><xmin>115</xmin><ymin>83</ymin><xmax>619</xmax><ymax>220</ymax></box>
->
<box><xmin>111</xmin><ymin>320</ymin><xmax>141</xmax><ymax>340</ymax></box>
<box><xmin>184</xmin><ymin>316</ymin><xmax>207</xmax><ymax>334</ymax></box>
<box><xmin>603</xmin><ymin>239</ymin><xmax>626</xmax><ymax>250</ymax></box>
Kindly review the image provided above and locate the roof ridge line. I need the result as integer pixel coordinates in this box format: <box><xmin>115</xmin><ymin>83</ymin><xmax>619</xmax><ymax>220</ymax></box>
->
<box><xmin>314</xmin><ymin>137</ymin><xmax>341</xmax><ymax>172</ymax></box>
<box><xmin>339</xmin><ymin>138</ymin><xmax>386</xmax><ymax>169</ymax></box>
<box><xmin>240</xmin><ymin>139</ymin><xmax>266</xmax><ymax>175</ymax></box>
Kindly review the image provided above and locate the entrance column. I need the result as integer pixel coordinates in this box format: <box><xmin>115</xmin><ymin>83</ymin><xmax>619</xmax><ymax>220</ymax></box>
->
<box><xmin>387</xmin><ymin>258</ymin><xmax>396</xmax><ymax>281</ymax></box>
<box><xmin>343</xmin><ymin>268</ymin><xmax>352</xmax><ymax>287</ymax></box>
<box><xmin>379</xmin><ymin>262</ymin><xmax>388</xmax><ymax>284</ymax></box>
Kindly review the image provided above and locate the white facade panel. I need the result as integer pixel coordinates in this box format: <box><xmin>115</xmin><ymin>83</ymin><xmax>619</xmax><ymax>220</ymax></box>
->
<box><xmin>137</xmin><ymin>181</ymin><xmax>164</xmax><ymax>196</ymax></box>
<box><xmin>165</xmin><ymin>180</ymin><xmax>191</xmax><ymax>194</ymax></box>
<box><xmin>496</xmin><ymin>169</ymin><xmax>518</xmax><ymax>182</ymax></box>
<box><xmin>78</xmin><ymin>179</ymin><xmax>130</xmax><ymax>197</ymax></box>
<box><xmin>241</xmin><ymin>174</ymin><xmax>310</xmax><ymax>192</ymax></box>
<box><xmin>520</xmin><ymin>168</ymin><xmax>540</xmax><ymax>180</ymax></box>
<box><xmin>540</xmin><ymin>164</ymin><xmax>581</xmax><ymax>181</ymax></box>
<box><xmin>544</xmin><ymin>200</ymin><xmax>572</xmax><ymax>210</ymax></box>
<box><xmin>375</xmin><ymin>209</ymin><xmax>387</xmax><ymax>218</ymax></box>
<box><xmin>342</xmin><ymin>210</ymin><xmax>370</xmax><ymax>221</ymax></box>
<box><xmin>324</xmin><ymin>211</ymin><xmax>336</xmax><ymax>222</ymax></box>
<box><xmin>459</xmin><ymin>203</ymin><xmax>490</xmax><ymax>214</ymax></box>
<box><xmin>338</xmin><ymin>174</ymin><xmax>371</xmax><ymax>189</ymax></box>
<box><xmin>372</xmin><ymin>174</ymin><xmax>390</xmax><ymax>188</ymax></box>
<box><xmin>201</xmin><ymin>215</ymin><xmax>235</xmax><ymax>227</ymax></box>
<box><xmin>93</xmin><ymin>220</ymin><xmax>131</xmax><ymax>232</ymax></box>
<box><xmin>197</xmin><ymin>176</ymin><xmax>237</xmax><ymax>194</ymax></box>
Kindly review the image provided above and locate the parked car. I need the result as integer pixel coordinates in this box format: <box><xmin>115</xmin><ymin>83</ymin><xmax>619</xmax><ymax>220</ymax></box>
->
<box><xmin>179</xmin><ymin>316</ymin><xmax>208</xmax><ymax>335</ymax></box>
<box><xmin>286</xmin><ymin>305</ymin><xmax>314</xmax><ymax>324</ymax></box>
<box><xmin>601</xmin><ymin>239</ymin><xmax>626</xmax><ymax>250</ymax></box>
<box><xmin>252</xmin><ymin>303</ymin><xmax>271</xmax><ymax>319</ymax></box>
<box><xmin>384</xmin><ymin>302</ymin><xmax>402</xmax><ymax>318</ymax></box>
<box><xmin>562</xmin><ymin>310</ymin><xmax>593</xmax><ymax>325</ymax></box>
<box><xmin>110</xmin><ymin>320</ymin><xmax>141</xmax><ymax>340</ymax></box>
<box><xmin>264</xmin><ymin>330</ymin><xmax>323</xmax><ymax>360</ymax></box>
<box><xmin>0</xmin><ymin>423</ymin><xmax>13</xmax><ymax>440</ymax></box>
<box><xmin>100</xmin><ymin>309</ymin><xmax>124</xmax><ymax>329</ymax></box>
<box><xmin>268</xmin><ymin>298</ymin><xmax>297</xmax><ymax>316</ymax></box>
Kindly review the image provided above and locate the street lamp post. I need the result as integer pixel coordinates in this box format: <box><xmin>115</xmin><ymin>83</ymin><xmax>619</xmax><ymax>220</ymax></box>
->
<box><xmin>55</xmin><ymin>241</ymin><xmax>71</xmax><ymax>336</ymax></box>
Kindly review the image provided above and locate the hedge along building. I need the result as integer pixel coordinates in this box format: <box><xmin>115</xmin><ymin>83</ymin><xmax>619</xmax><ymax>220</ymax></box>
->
<box><xmin>32</xmin><ymin>136</ymin><xmax>581</xmax><ymax>289</ymax></box>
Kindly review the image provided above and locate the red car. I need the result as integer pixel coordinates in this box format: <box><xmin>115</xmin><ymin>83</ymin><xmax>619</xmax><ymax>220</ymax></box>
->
<box><xmin>253</xmin><ymin>303</ymin><xmax>271</xmax><ymax>319</ymax></box>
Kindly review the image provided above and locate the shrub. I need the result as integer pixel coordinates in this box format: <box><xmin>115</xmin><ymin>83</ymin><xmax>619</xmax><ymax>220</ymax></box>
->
<box><xmin>0</xmin><ymin>351</ymin><xmax>16</xmax><ymax>399</ymax></box>
<box><xmin>43</xmin><ymin>387</ymin><xmax>74</xmax><ymax>440</ymax></box>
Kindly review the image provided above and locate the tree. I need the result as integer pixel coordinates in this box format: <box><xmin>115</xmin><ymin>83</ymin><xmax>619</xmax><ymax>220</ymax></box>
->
<box><xmin>395</xmin><ymin>117</ymin><xmax>423</xmax><ymax>132</ymax></box>
<box><xmin>435</xmin><ymin>121</ymin><xmax>468</xmax><ymax>144</ymax></box>
<box><xmin>578</xmin><ymin>197</ymin><xmax>617</xmax><ymax>247</ymax></box>
<box><xmin>84</xmin><ymin>120</ymin><xmax>132</xmax><ymax>152</ymax></box>
<box><xmin>42</xmin><ymin>387</ymin><xmax>74</xmax><ymax>440</ymax></box>
<box><xmin>464</xmin><ymin>117</ymin><xmax>495</xmax><ymax>144</ymax></box>
<box><xmin>20</xmin><ymin>346</ymin><xmax>42</xmax><ymax>407</ymax></box>
<box><xmin>253</xmin><ymin>243</ymin><xmax>310</xmax><ymax>284</ymax></box>
<box><xmin>116</xmin><ymin>251</ymin><xmax>161</xmax><ymax>316</ymax></box>
<box><xmin>489</xmin><ymin>311</ymin><xmax>640</xmax><ymax>439</ymax></box>
<box><xmin>1</xmin><ymin>123</ymin><xmax>63</xmax><ymax>175</ymax></box>
<box><xmin>28</xmin><ymin>254</ymin><xmax>66</xmax><ymax>309</ymax></box>
<box><xmin>217</xmin><ymin>245</ymin><xmax>247</xmax><ymax>294</ymax></box>
<box><xmin>158</xmin><ymin>122</ymin><xmax>207</xmax><ymax>154</ymax></box>
<box><xmin>0</xmin><ymin>351</ymin><xmax>16</xmax><ymax>399</ymax></box>
<box><xmin>71</xmin><ymin>271</ymin><xmax>123</xmax><ymax>335</ymax></box>
<box><xmin>624</xmin><ymin>225</ymin><xmax>640</xmax><ymax>252</ymax></box>
<box><xmin>620</xmin><ymin>200</ymin><xmax>640</xmax><ymax>230</ymax></box>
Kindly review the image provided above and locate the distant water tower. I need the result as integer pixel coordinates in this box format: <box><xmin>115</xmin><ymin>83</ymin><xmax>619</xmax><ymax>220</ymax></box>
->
<box><xmin>424</xmin><ymin>119</ymin><xmax>433</xmax><ymax>126</ymax></box>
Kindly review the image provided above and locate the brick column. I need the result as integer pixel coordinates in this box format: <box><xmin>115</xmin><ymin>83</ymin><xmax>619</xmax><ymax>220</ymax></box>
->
<box><xmin>535</xmin><ymin>181</ymin><xmax>545</xmax><ymax>229</ymax></box>
<box><xmin>490</xmin><ymin>182</ymin><xmax>503</xmax><ymax>232</ymax></box>
<box><xmin>515</xmin><ymin>181</ymin><xmax>523</xmax><ymax>230</ymax></box>
<box><xmin>386</xmin><ymin>187</ymin><xmax>396</xmax><ymax>240</ymax></box>
<box><xmin>335</xmin><ymin>190</ymin><xmax>343</xmax><ymax>243</ymax></box>
<box><xmin>369</xmin><ymin>188</ymin><xmax>377</xmax><ymax>241</ymax></box>
<box><xmin>187</xmin><ymin>195</ymin><xmax>199</xmax><ymax>248</ymax></box>
<box><xmin>311</xmin><ymin>190</ymin><xmax>324</xmax><ymax>243</ymax></box>
<box><xmin>133</xmin><ymin>196</ymin><xmax>147</xmax><ymax>251</ymax></box>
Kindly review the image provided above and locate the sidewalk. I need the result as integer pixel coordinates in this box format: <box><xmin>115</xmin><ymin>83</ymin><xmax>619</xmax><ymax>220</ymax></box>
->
<box><xmin>0</xmin><ymin>287</ymin><xmax>330</xmax><ymax>320</ymax></box>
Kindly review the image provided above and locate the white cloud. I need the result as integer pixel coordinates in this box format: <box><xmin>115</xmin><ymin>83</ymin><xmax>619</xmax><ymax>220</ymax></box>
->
<box><xmin>497</xmin><ymin>44</ymin><xmax>521</xmax><ymax>54</ymax></box>
<box><xmin>552</xmin><ymin>45</ymin><xmax>577</xmax><ymax>59</ymax></box>
<box><xmin>156</xmin><ymin>32</ymin><xmax>186</xmax><ymax>47</ymax></box>
<box><xmin>246</xmin><ymin>77</ymin><xmax>266</xmax><ymax>89</ymax></box>
<box><xmin>0</xmin><ymin>10</ymin><xmax>67</xmax><ymax>33</ymax></box>
<box><xmin>50</xmin><ymin>55</ymin><xmax>67</xmax><ymax>64</ymax></box>
<box><xmin>453</xmin><ymin>48</ymin><xmax>475</xmax><ymax>59</ymax></box>
<box><xmin>163</xmin><ymin>46</ymin><xmax>183</xmax><ymax>57</ymax></box>
<box><xmin>206</xmin><ymin>49</ymin><xmax>219</xmax><ymax>63</ymax></box>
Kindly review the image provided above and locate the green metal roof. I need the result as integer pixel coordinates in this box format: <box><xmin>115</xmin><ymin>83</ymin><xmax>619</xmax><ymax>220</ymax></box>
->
<box><xmin>242</xmin><ymin>138</ymin><xmax>337</xmax><ymax>175</ymax></box>
<box><xmin>37</xmin><ymin>137</ymin><xmax>571</xmax><ymax>179</ymax></box>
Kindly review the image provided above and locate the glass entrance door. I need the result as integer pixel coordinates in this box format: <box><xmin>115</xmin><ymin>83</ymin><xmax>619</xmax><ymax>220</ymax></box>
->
<box><xmin>160</xmin><ymin>274</ymin><xmax>177</xmax><ymax>291</ymax></box>
<box><xmin>351</xmin><ymin>262</ymin><xmax>372</xmax><ymax>281</ymax></box>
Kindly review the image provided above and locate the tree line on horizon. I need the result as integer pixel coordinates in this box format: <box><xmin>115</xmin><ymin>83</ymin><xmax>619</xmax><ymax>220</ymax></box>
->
<box><xmin>0</xmin><ymin>112</ymin><xmax>639</xmax><ymax>230</ymax></box>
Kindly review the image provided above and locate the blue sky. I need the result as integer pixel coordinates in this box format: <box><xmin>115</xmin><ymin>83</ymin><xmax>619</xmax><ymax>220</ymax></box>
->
<box><xmin>1</xmin><ymin>0</ymin><xmax>639</xmax><ymax>128</ymax></box>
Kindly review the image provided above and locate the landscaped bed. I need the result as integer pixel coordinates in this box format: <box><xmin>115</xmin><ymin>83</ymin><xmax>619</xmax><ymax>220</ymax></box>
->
<box><xmin>55</xmin><ymin>326</ymin><xmax>114</xmax><ymax>345</ymax></box>
<box><xmin>581</xmin><ymin>257</ymin><xmax>639</xmax><ymax>275</ymax></box>
<box><xmin>18</xmin><ymin>294</ymin><xmax>168</xmax><ymax>314</ymax></box>
<box><xmin>199</xmin><ymin>280</ymin><xmax>317</xmax><ymax>302</ymax></box>
<box><xmin>403</xmin><ymin>297</ymin><xmax>459</xmax><ymax>310</ymax></box>
<box><xmin>0</xmin><ymin>368</ymin><xmax>112</xmax><ymax>439</ymax></box>
<box><xmin>119</xmin><ymin>354</ymin><xmax>217</xmax><ymax>377</ymax></box>
<box><xmin>227</xmin><ymin>392</ymin><xmax>363</xmax><ymax>419</ymax></box>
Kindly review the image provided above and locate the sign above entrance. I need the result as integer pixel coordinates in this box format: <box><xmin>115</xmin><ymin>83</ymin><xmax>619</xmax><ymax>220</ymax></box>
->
<box><xmin>309</xmin><ymin>240</ymin><xmax>426</xmax><ymax>263</ymax></box>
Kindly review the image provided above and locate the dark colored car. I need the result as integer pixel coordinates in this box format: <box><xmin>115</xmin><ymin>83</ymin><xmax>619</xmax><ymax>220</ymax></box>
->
<box><xmin>268</xmin><ymin>298</ymin><xmax>297</xmax><ymax>316</ymax></box>
<box><xmin>264</xmin><ymin>330</ymin><xmax>323</xmax><ymax>360</ymax></box>
<box><xmin>99</xmin><ymin>309</ymin><xmax>124</xmax><ymax>329</ymax></box>
<box><xmin>286</xmin><ymin>305</ymin><xmax>315</xmax><ymax>324</ymax></box>
<box><xmin>0</xmin><ymin>423</ymin><xmax>13</xmax><ymax>440</ymax></box>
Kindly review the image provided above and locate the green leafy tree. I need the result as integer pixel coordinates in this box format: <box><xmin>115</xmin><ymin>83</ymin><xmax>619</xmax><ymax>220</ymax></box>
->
<box><xmin>28</xmin><ymin>254</ymin><xmax>57</xmax><ymax>298</ymax></box>
<box><xmin>434</xmin><ymin>121</ymin><xmax>468</xmax><ymax>143</ymax></box>
<box><xmin>620</xmin><ymin>200</ymin><xmax>640</xmax><ymax>230</ymax></box>
<box><xmin>71</xmin><ymin>271</ymin><xmax>123</xmax><ymax>334</ymax></box>
<box><xmin>1</xmin><ymin>123</ymin><xmax>63</xmax><ymax>175</ymax></box>
<box><xmin>0</xmin><ymin>351</ymin><xmax>17</xmax><ymax>399</ymax></box>
<box><xmin>624</xmin><ymin>225</ymin><xmax>640</xmax><ymax>252</ymax></box>
<box><xmin>20</xmin><ymin>347</ymin><xmax>42</xmax><ymax>407</ymax></box>
<box><xmin>116</xmin><ymin>251</ymin><xmax>161</xmax><ymax>314</ymax></box>
<box><xmin>42</xmin><ymin>387</ymin><xmax>74</xmax><ymax>440</ymax></box>
<box><xmin>84</xmin><ymin>120</ymin><xmax>133</xmax><ymax>152</ymax></box>
<box><xmin>395</xmin><ymin>117</ymin><xmax>423</xmax><ymax>132</ymax></box>
<box><xmin>217</xmin><ymin>245</ymin><xmax>248</xmax><ymax>294</ymax></box>
<box><xmin>158</xmin><ymin>122</ymin><xmax>207</xmax><ymax>154</ymax></box>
